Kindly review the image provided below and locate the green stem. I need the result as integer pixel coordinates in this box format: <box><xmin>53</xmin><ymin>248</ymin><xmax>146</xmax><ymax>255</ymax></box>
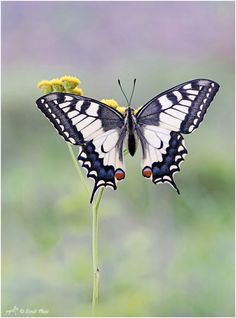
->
<box><xmin>66</xmin><ymin>143</ymin><xmax>104</xmax><ymax>315</ymax></box>
<box><xmin>92</xmin><ymin>187</ymin><xmax>104</xmax><ymax>315</ymax></box>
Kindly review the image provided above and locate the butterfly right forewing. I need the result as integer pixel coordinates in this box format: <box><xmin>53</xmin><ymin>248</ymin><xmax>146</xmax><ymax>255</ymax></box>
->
<box><xmin>136</xmin><ymin>79</ymin><xmax>219</xmax><ymax>133</ymax></box>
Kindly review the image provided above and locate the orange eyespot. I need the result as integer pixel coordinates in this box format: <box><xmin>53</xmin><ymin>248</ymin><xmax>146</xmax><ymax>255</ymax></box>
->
<box><xmin>115</xmin><ymin>169</ymin><xmax>125</xmax><ymax>181</ymax></box>
<box><xmin>142</xmin><ymin>167</ymin><xmax>152</xmax><ymax>178</ymax></box>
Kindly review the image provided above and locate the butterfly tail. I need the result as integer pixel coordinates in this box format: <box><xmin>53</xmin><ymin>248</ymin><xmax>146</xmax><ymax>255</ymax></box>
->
<box><xmin>169</xmin><ymin>178</ymin><xmax>180</xmax><ymax>195</ymax></box>
<box><xmin>90</xmin><ymin>185</ymin><xmax>98</xmax><ymax>204</ymax></box>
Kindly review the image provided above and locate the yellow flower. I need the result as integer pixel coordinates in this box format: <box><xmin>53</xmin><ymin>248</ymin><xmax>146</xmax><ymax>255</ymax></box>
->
<box><xmin>37</xmin><ymin>80</ymin><xmax>53</xmax><ymax>94</ymax></box>
<box><xmin>101</xmin><ymin>99</ymin><xmax>119</xmax><ymax>109</ymax></box>
<box><xmin>37</xmin><ymin>75</ymin><xmax>84</xmax><ymax>95</ymax></box>
<box><xmin>71</xmin><ymin>87</ymin><xmax>84</xmax><ymax>96</ymax></box>
<box><xmin>134</xmin><ymin>106</ymin><xmax>142</xmax><ymax>115</ymax></box>
<box><xmin>60</xmin><ymin>75</ymin><xmax>81</xmax><ymax>91</ymax></box>
<box><xmin>116</xmin><ymin>106</ymin><xmax>126</xmax><ymax>114</ymax></box>
<box><xmin>50</xmin><ymin>78</ymin><xmax>65</xmax><ymax>92</ymax></box>
<box><xmin>50</xmin><ymin>78</ymin><xmax>62</xmax><ymax>85</ymax></box>
<box><xmin>101</xmin><ymin>99</ymin><xmax>126</xmax><ymax>114</ymax></box>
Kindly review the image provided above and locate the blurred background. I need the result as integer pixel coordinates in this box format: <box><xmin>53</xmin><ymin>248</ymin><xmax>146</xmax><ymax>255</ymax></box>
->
<box><xmin>2</xmin><ymin>1</ymin><xmax>234</xmax><ymax>317</ymax></box>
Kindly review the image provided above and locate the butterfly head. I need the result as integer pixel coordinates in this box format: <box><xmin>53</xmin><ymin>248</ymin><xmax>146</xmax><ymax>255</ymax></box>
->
<box><xmin>124</xmin><ymin>107</ymin><xmax>135</xmax><ymax>115</ymax></box>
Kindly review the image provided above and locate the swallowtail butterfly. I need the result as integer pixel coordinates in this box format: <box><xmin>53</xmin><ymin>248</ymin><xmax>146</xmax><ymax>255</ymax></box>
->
<box><xmin>36</xmin><ymin>79</ymin><xmax>219</xmax><ymax>203</ymax></box>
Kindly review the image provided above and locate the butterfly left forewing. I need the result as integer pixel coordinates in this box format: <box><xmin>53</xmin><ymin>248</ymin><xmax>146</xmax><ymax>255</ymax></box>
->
<box><xmin>135</xmin><ymin>79</ymin><xmax>219</xmax><ymax>192</ymax></box>
<box><xmin>36</xmin><ymin>93</ymin><xmax>125</xmax><ymax>144</ymax></box>
<box><xmin>36</xmin><ymin>93</ymin><xmax>126</xmax><ymax>202</ymax></box>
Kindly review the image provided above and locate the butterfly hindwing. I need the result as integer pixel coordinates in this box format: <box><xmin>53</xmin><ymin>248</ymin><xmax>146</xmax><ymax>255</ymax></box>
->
<box><xmin>135</xmin><ymin>79</ymin><xmax>219</xmax><ymax>191</ymax></box>
<box><xmin>136</xmin><ymin>125</ymin><xmax>187</xmax><ymax>192</ymax></box>
<box><xmin>36</xmin><ymin>93</ymin><xmax>126</xmax><ymax>202</ymax></box>
<box><xmin>151</xmin><ymin>132</ymin><xmax>187</xmax><ymax>191</ymax></box>
<box><xmin>78</xmin><ymin>130</ymin><xmax>126</xmax><ymax>203</ymax></box>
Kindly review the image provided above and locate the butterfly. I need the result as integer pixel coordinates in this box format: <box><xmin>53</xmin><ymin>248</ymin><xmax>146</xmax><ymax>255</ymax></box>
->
<box><xmin>36</xmin><ymin>79</ymin><xmax>219</xmax><ymax>203</ymax></box>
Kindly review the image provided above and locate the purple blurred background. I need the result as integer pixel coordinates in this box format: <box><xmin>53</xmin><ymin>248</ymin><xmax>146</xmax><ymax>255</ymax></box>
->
<box><xmin>2</xmin><ymin>2</ymin><xmax>234</xmax><ymax>66</ymax></box>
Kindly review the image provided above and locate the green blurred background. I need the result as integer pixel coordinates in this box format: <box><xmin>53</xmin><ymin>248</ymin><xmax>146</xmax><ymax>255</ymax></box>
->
<box><xmin>2</xmin><ymin>1</ymin><xmax>234</xmax><ymax>317</ymax></box>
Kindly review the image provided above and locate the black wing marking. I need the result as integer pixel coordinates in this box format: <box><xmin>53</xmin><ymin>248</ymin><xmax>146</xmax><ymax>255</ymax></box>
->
<box><xmin>36</xmin><ymin>93</ymin><xmax>126</xmax><ymax>202</ymax></box>
<box><xmin>136</xmin><ymin>79</ymin><xmax>219</xmax><ymax>133</ymax></box>
<box><xmin>135</xmin><ymin>79</ymin><xmax>219</xmax><ymax>192</ymax></box>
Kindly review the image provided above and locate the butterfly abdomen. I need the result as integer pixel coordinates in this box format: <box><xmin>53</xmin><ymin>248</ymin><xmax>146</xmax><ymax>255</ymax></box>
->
<box><xmin>128</xmin><ymin>134</ymin><xmax>136</xmax><ymax>156</ymax></box>
<box><xmin>127</xmin><ymin>107</ymin><xmax>137</xmax><ymax>156</ymax></box>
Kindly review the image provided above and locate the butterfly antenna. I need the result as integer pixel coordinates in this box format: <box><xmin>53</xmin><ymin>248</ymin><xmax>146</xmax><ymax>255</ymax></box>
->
<box><xmin>118</xmin><ymin>79</ymin><xmax>130</xmax><ymax>106</ymax></box>
<box><xmin>129</xmin><ymin>78</ymin><xmax>136</xmax><ymax>106</ymax></box>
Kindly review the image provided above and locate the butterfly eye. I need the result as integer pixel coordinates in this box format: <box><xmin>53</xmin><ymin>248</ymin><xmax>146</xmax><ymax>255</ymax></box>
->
<box><xmin>142</xmin><ymin>167</ymin><xmax>152</xmax><ymax>178</ymax></box>
<box><xmin>115</xmin><ymin>169</ymin><xmax>125</xmax><ymax>181</ymax></box>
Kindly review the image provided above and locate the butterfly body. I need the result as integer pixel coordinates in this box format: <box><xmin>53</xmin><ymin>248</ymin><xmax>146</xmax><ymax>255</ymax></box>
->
<box><xmin>36</xmin><ymin>79</ymin><xmax>219</xmax><ymax>202</ymax></box>
<box><xmin>125</xmin><ymin>107</ymin><xmax>138</xmax><ymax>156</ymax></box>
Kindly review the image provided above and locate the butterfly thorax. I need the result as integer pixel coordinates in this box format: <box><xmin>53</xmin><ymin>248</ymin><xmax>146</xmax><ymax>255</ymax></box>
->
<box><xmin>125</xmin><ymin>107</ymin><xmax>137</xmax><ymax>156</ymax></box>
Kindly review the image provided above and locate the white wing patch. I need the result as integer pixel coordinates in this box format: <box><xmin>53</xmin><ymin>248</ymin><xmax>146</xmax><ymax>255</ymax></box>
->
<box><xmin>165</xmin><ymin>108</ymin><xmax>186</xmax><ymax>120</ymax></box>
<box><xmin>71</xmin><ymin>114</ymin><xmax>86</xmax><ymax>125</ymax></box>
<box><xmin>172</xmin><ymin>90</ymin><xmax>182</xmax><ymax>101</ymax></box>
<box><xmin>92</xmin><ymin>129</ymin><xmax>122</xmax><ymax>166</ymax></box>
<box><xmin>102</xmin><ymin>130</ymin><xmax>119</xmax><ymax>152</ymax></box>
<box><xmin>159</xmin><ymin>113</ymin><xmax>182</xmax><ymax>130</ymax></box>
<box><xmin>75</xmin><ymin>116</ymin><xmax>96</xmax><ymax>131</ymax></box>
<box><xmin>158</xmin><ymin>95</ymin><xmax>173</xmax><ymax>109</ymax></box>
<box><xmin>80</xmin><ymin>120</ymin><xmax>102</xmax><ymax>139</ymax></box>
<box><xmin>92</xmin><ymin>130</ymin><xmax>119</xmax><ymax>152</ymax></box>
<box><xmin>75</xmin><ymin>101</ymin><xmax>84</xmax><ymax>111</ymax></box>
<box><xmin>141</xmin><ymin>125</ymin><xmax>172</xmax><ymax>168</ymax></box>
<box><xmin>180</xmin><ymin>100</ymin><xmax>192</xmax><ymax>107</ymax></box>
<box><xmin>85</xmin><ymin>103</ymin><xmax>99</xmax><ymax>116</ymax></box>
